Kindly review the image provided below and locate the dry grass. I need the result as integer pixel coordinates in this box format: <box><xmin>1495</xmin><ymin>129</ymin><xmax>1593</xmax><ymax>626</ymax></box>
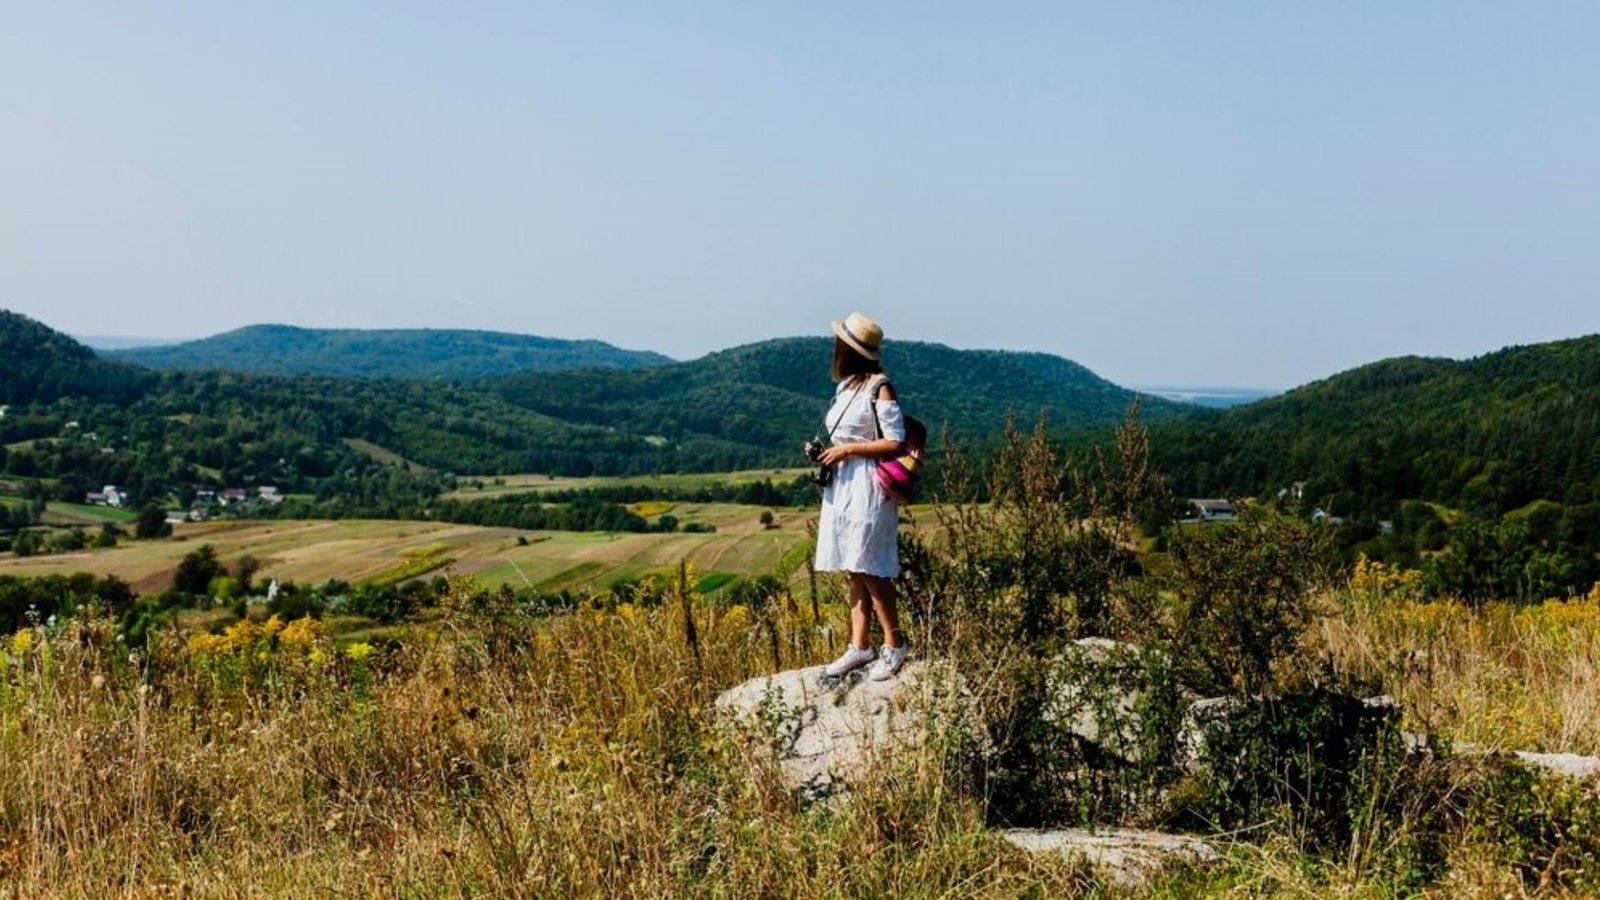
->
<box><xmin>1321</xmin><ymin>558</ymin><xmax>1600</xmax><ymax>755</ymax></box>
<box><xmin>0</xmin><ymin>514</ymin><xmax>815</xmax><ymax>596</ymax></box>
<box><xmin>0</xmin><ymin>575</ymin><xmax>1091</xmax><ymax>897</ymax></box>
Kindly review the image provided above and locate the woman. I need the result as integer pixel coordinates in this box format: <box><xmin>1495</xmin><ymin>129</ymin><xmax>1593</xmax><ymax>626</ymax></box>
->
<box><xmin>812</xmin><ymin>311</ymin><xmax>910</xmax><ymax>681</ymax></box>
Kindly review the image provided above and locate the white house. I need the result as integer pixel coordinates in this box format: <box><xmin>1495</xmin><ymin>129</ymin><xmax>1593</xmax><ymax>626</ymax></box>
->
<box><xmin>102</xmin><ymin>485</ymin><xmax>127</xmax><ymax>508</ymax></box>
<box><xmin>1311</xmin><ymin>507</ymin><xmax>1346</xmax><ymax>527</ymax></box>
<box><xmin>1188</xmin><ymin>499</ymin><xmax>1237</xmax><ymax>522</ymax></box>
<box><xmin>258</xmin><ymin>486</ymin><xmax>284</xmax><ymax>504</ymax></box>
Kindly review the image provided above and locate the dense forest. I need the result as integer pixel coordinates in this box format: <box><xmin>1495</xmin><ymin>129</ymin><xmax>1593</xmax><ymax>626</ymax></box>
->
<box><xmin>0</xmin><ymin>310</ymin><xmax>1190</xmax><ymax>500</ymax></box>
<box><xmin>1147</xmin><ymin>337</ymin><xmax>1600</xmax><ymax>516</ymax></box>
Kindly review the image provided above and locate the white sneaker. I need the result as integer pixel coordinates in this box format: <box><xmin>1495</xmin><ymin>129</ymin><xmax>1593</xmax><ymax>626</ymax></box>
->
<box><xmin>869</xmin><ymin>640</ymin><xmax>911</xmax><ymax>681</ymax></box>
<box><xmin>824</xmin><ymin>644</ymin><xmax>876</xmax><ymax>678</ymax></box>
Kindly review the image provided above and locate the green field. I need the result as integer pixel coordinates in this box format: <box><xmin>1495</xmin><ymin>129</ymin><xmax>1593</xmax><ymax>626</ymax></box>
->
<box><xmin>2</xmin><ymin>494</ymin><xmax>138</xmax><ymax>527</ymax></box>
<box><xmin>342</xmin><ymin>437</ymin><xmax>432</xmax><ymax>474</ymax></box>
<box><xmin>0</xmin><ymin>503</ymin><xmax>814</xmax><ymax>596</ymax></box>
<box><xmin>445</xmin><ymin>467</ymin><xmax>813</xmax><ymax>501</ymax></box>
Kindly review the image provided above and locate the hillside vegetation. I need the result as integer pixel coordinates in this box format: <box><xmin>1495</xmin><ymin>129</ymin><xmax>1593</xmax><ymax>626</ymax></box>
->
<box><xmin>0</xmin><ymin>311</ymin><xmax>1194</xmax><ymax>509</ymax></box>
<box><xmin>490</xmin><ymin>336</ymin><xmax>1191</xmax><ymax>454</ymax></box>
<box><xmin>109</xmin><ymin>324</ymin><xmax>674</xmax><ymax>378</ymax></box>
<box><xmin>1151</xmin><ymin>336</ymin><xmax>1600</xmax><ymax>516</ymax></box>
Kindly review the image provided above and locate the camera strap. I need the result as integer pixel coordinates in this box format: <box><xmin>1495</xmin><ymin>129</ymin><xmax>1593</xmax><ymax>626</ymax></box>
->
<box><xmin>818</xmin><ymin>377</ymin><xmax>875</xmax><ymax>444</ymax></box>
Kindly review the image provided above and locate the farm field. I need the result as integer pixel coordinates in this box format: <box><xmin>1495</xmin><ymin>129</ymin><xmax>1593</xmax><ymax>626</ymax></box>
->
<box><xmin>1</xmin><ymin>494</ymin><xmax>137</xmax><ymax>527</ymax></box>
<box><xmin>0</xmin><ymin>503</ymin><xmax>816</xmax><ymax>596</ymax></box>
<box><xmin>444</xmin><ymin>467</ymin><xmax>813</xmax><ymax>500</ymax></box>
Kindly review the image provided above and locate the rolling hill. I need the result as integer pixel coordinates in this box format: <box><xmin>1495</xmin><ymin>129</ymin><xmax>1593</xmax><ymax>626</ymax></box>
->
<box><xmin>0</xmin><ymin>311</ymin><xmax>153</xmax><ymax>406</ymax></box>
<box><xmin>109</xmin><ymin>324</ymin><xmax>674</xmax><ymax>379</ymax></box>
<box><xmin>1150</xmin><ymin>335</ymin><xmax>1600</xmax><ymax>517</ymax></box>
<box><xmin>489</xmin><ymin>337</ymin><xmax>1192</xmax><ymax>456</ymax></box>
<box><xmin>0</xmin><ymin>310</ymin><xmax>1196</xmax><ymax>504</ymax></box>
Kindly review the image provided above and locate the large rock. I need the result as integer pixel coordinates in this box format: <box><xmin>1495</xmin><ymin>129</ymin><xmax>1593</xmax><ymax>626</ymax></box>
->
<box><xmin>1045</xmin><ymin>638</ymin><xmax>1177</xmax><ymax>764</ymax></box>
<box><xmin>715</xmin><ymin>660</ymin><xmax>974</xmax><ymax>800</ymax></box>
<box><xmin>1176</xmin><ymin>694</ymin><xmax>1402</xmax><ymax>773</ymax></box>
<box><xmin>1003</xmin><ymin>827</ymin><xmax>1220</xmax><ymax>888</ymax></box>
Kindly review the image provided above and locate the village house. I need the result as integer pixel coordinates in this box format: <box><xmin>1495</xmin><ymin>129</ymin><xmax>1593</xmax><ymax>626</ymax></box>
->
<box><xmin>257</xmin><ymin>486</ymin><xmax>284</xmax><ymax>504</ymax></box>
<box><xmin>1187</xmin><ymin>499</ymin><xmax>1237</xmax><ymax>522</ymax></box>
<box><xmin>220</xmin><ymin>488</ymin><xmax>249</xmax><ymax>505</ymax></box>
<box><xmin>1311</xmin><ymin>507</ymin><xmax>1346</xmax><ymax>527</ymax></box>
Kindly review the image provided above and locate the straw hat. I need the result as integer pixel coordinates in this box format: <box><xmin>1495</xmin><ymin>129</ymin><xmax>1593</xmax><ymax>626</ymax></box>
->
<box><xmin>831</xmin><ymin>311</ymin><xmax>883</xmax><ymax>361</ymax></box>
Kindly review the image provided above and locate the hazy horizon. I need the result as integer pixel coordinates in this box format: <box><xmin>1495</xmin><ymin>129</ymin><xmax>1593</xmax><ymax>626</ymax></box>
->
<box><xmin>7</xmin><ymin>4</ymin><xmax>1599</xmax><ymax>389</ymax></box>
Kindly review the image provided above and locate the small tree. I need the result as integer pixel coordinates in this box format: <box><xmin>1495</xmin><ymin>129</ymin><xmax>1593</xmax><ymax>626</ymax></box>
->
<box><xmin>234</xmin><ymin>554</ymin><xmax>261</xmax><ymax>596</ymax></box>
<box><xmin>172</xmin><ymin>544</ymin><xmax>224</xmax><ymax>598</ymax></box>
<box><xmin>759</xmin><ymin>510</ymin><xmax>776</xmax><ymax>530</ymax></box>
<box><xmin>134</xmin><ymin>504</ymin><xmax>170</xmax><ymax>540</ymax></box>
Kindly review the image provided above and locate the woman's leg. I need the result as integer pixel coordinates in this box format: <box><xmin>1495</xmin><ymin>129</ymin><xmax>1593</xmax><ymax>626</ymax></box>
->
<box><xmin>846</xmin><ymin>573</ymin><xmax>873</xmax><ymax>650</ymax></box>
<box><xmin>862</xmin><ymin>575</ymin><xmax>903</xmax><ymax>649</ymax></box>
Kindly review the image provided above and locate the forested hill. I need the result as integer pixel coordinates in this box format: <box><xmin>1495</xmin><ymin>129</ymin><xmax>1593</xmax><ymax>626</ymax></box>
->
<box><xmin>490</xmin><ymin>336</ymin><xmax>1192</xmax><ymax>447</ymax></box>
<box><xmin>109</xmin><ymin>324</ymin><xmax>674</xmax><ymax>378</ymax></box>
<box><xmin>0</xmin><ymin>311</ymin><xmax>153</xmax><ymax>405</ymax></box>
<box><xmin>1</xmin><ymin>310</ymin><xmax>1192</xmax><ymax>504</ymax></box>
<box><xmin>1150</xmin><ymin>335</ymin><xmax>1600</xmax><ymax>516</ymax></box>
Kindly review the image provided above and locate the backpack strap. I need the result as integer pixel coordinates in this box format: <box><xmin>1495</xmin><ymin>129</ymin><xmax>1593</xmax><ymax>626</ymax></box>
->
<box><xmin>866</xmin><ymin>375</ymin><xmax>897</xmax><ymax>442</ymax></box>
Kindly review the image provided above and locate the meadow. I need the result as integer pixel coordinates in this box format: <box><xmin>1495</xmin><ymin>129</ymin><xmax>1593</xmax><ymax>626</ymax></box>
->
<box><xmin>3</xmin><ymin>557</ymin><xmax>1599</xmax><ymax>895</ymax></box>
<box><xmin>0</xmin><ymin>503</ymin><xmax>812</xmax><ymax>597</ymax></box>
<box><xmin>443</xmin><ymin>468</ymin><xmax>814</xmax><ymax>500</ymax></box>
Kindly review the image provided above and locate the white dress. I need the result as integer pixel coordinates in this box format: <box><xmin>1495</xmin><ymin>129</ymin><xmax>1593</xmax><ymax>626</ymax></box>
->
<box><xmin>815</xmin><ymin>374</ymin><xmax>907</xmax><ymax>578</ymax></box>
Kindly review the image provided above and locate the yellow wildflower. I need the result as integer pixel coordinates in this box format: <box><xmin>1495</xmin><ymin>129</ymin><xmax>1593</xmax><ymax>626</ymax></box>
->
<box><xmin>344</xmin><ymin>642</ymin><xmax>375</xmax><ymax>662</ymax></box>
<box><xmin>261</xmin><ymin>615</ymin><xmax>285</xmax><ymax>637</ymax></box>
<box><xmin>222</xmin><ymin>619</ymin><xmax>260</xmax><ymax>649</ymax></box>
<box><xmin>720</xmin><ymin>604</ymin><xmax>750</xmax><ymax>633</ymax></box>
<box><xmin>279</xmin><ymin>616</ymin><xmax>324</xmax><ymax>651</ymax></box>
<box><xmin>187</xmin><ymin>632</ymin><xmax>228</xmax><ymax>656</ymax></box>
<box><xmin>308</xmin><ymin>648</ymin><xmax>328</xmax><ymax>666</ymax></box>
<box><xmin>8</xmin><ymin>629</ymin><xmax>36</xmax><ymax>656</ymax></box>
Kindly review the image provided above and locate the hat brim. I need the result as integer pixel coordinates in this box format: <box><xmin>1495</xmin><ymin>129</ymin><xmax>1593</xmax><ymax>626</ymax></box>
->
<box><xmin>831</xmin><ymin>320</ymin><xmax>880</xmax><ymax>361</ymax></box>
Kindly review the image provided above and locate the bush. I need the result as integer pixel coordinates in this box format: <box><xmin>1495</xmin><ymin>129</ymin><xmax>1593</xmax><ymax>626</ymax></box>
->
<box><xmin>1154</xmin><ymin>505</ymin><xmax>1330</xmax><ymax>696</ymax></box>
<box><xmin>134</xmin><ymin>503</ymin><xmax>170</xmax><ymax>539</ymax></box>
<box><xmin>172</xmin><ymin>544</ymin><xmax>224</xmax><ymax>598</ymax></box>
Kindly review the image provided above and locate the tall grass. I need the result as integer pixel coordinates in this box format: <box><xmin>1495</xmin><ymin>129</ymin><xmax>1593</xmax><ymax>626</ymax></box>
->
<box><xmin>1324</xmin><ymin>560</ymin><xmax>1600</xmax><ymax>755</ymax></box>
<box><xmin>0</xmin><ymin>579</ymin><xmax>1090</xmax><ymax>896</ymax></box>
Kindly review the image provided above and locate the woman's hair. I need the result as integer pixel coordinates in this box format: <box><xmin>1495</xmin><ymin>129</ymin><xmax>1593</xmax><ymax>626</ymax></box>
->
<box><xmin>831</xmin><ymin>336</ymin><xmax>883</xmax><ymax>382</ymax></box>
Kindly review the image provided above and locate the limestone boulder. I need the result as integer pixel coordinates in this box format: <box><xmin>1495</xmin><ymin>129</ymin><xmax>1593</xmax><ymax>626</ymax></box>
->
<box><xmin>715</xmin><ymin>660</ymin><xmax>977</xmax><ymax>800</ymax></box>
<box><xmin>1003</xmin><ymin>827</ymin><xmax>1220</xmax><ymax>888</ymax></box>
<box><xmin>1045</xmin><ymin>637</ymin><xmax>1178</xmax><ymax>764</ymax></box>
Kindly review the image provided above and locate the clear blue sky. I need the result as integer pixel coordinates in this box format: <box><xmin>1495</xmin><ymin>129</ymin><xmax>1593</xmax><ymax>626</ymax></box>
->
<box><xmin>4</xmin><ymin>3</ymin><xmax>1597</xmax><ymax>389</ymax></box>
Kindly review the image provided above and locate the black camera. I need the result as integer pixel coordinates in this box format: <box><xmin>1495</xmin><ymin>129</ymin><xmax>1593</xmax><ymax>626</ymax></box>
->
<box><xmin>804</xmin><ymin>439</ymin><xmax>833</xmax><ymax>487</ymax></box>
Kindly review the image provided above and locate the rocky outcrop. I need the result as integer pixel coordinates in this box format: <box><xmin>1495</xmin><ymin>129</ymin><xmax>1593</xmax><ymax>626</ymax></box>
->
<box><xmin>1003</xmin><ymin>827</ymin><xmax>1220</xmax><ymax>888</ymax></box>
<box><xmin>714</xmin><ymin>660</ymin><xmax>975</xmax><ymax>800</ymax></box>
<box><xmin>1046</xmin><ymin>637</ymin><xmax>1175</xmax><ymax>764</ymax></box>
